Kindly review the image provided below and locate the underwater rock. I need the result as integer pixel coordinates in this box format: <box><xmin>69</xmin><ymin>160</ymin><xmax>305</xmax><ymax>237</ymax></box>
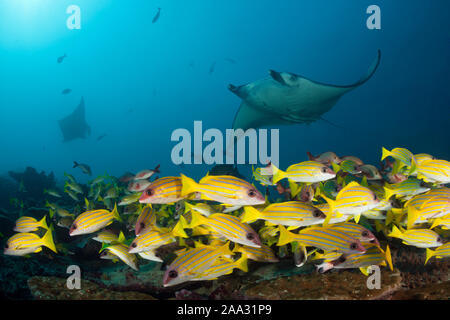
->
<box><xmin>241</xmin><ymin>269</ymin><xmax>402</xmax><ymax>300</ymax></box>
<box><xmin>8</xmin><ymin>167</ymin><xmax>56</xmax><ymax>200</ymax></box>
<box><xmin>28</xmin><ymin>276</ymin><xmax>157</xmax><ymax>300</ymax></box>
<box><xmin>0</xmin><ymin>175</ymin><xmax>19</xmax><ymax>211</ymax></box>
<box><xmin>390</xmin><ymin>281</ymin><xmax>450</xmax><ymax>300</ymax></box>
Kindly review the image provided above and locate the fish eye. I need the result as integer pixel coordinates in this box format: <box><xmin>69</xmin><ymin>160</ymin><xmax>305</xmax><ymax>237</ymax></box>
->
<box><xmin>168</xmin><ymin>270</ymin><xmax>178</xmax><ymax>279</ymax></box>
<box><xmin>140</xmin><ymin>222</ymin><xmax>145</xmax><ymax>229</ymax></box>
<box><xmin>312</xmin><ymin>209</ymin><xmax>322</xmax><ymax>218</ymax></box>
<box><xmin>146</xmin><ymin>189</ymin><xmax>153</xmax><ymax>196</ymax></box>
<box><xmin>321</xmin><ymin>167</ymin><xmax>328</xmax><ymax>173</ymax></box>
<box><xmin>373</xmin><ymin>194</ymin><xmax>378</xmax><ymax>201</ymax></box>
<box><xmin>131</xmin><ymin>243</ymin><xmax>137</xmax><ymax>248</ymax></box>
<box><xmin>246</xmin><ymin>233</ymin><xmax>255</xmax><ymax>240</ymax></box>
<box><xmin>420</xmin><ymin>181</ymin><xmax>427</xmax><ymax>187</ymax></box>
<box><xmin>72</xmin><ymin>224</ymin><xmax>77</xmax><ymax>230</ymax></box>
<box><xmin>437</xmin><ymin>237</ymin><xmax>442</xmax><ymax>243</ymax></box>
<box><xmin>5</xmin><ymin>244</ymin><xmax>8</xmax><ymax>249</ymax></box>
<box><xmin>248</xmin><ymin>190</ymin><xmax>256</xmax><ymax>197</ymax></box>
<box><xmin>362</xmin><ymin>231</ymin><xmax>369</xmax><ymax>237</ymax></box>
<box><xmin>350</xmin><ymin>243</ymin><xmax>358</xmax><ymax>250</ymax></box>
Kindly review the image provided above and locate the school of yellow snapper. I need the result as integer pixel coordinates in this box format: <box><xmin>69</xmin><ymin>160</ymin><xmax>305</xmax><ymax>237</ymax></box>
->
<box><xmin>3</xmin><ymin>147</ymin><xmax>450</xmax><ymax>287</ymax></box>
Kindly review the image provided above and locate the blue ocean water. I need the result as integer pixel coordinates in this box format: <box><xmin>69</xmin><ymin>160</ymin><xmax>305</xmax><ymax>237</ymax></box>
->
<box><xmin>0</xmin><ymin>0</ymin><xmax>449</xmax><ymax>183</ymax></box>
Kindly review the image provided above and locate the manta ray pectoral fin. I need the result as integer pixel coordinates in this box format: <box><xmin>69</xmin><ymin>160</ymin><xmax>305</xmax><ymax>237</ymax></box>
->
<box><xmin>232</xmin><ymin>102</ymin><xmax>294</xmax><ymax>131</ymax></box>
<box><xmin>268</xmin><ymin>70</ymin><xmax>288</xmax><ymax>86</ymax></box>
<box><xmin>228</xmin><ymin>83</ymin><xmax>250</xmax><ymax>99</ymax></box>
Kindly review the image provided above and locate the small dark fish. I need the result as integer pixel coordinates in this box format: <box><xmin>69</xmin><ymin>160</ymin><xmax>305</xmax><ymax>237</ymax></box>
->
<box><xmin>97</xmin><ymin>134</ymin><xmax>107</xmax><ymax>141</ymax></box>
<box><xmin>152</xmin><ymin>8</ymin><xmax>161</xmax><ymax>24</ymax></box>
<box><xmin>73</xmin><ymin>161</ymin><xmax>92</xmax><ymax>176</ymax></box>
<box><xmin>209</xmin><ymin>62</ymin><xmax>216</xmax><ymax>75</ymax></box>
<box><xmin>224</xmin><ymin>58</ymin><xmax>236</xmax><ymax>64</ymax></box>
<box><xmin>57</xmin><ymin>54</ymin><xmax>67</xmax><ymax>64</ymax></box>
<box><xmin>62</xmin><ymin>88</ymin><xmax>72</xmax><ymax>95</ymax></box>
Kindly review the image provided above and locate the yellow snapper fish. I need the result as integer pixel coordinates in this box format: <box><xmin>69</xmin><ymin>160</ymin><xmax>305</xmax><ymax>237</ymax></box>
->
<box><xmin>339</xmin><ymin>155</ymin><xmax>364</xmax><ymax>166</ymax></box>
<box><xmin>139</xmin><ymin>176</ymin><xmax>187</xmax><ymax>204</ymax></box>
<box><xmin>128</xmin><ymin>225</ymin><xmax>187</xmax><ymax>254</ymax></box>
<box><xmin>92</xmin><ymin>230</ymin><xmax>119</xmax><ymax>243</ymax></box>
<box><xmin>252</xmin><ymin>164</ymin><xmax>275</xmax><ymax>186</ymax></box>
<box><xmin>69</xmin><ymin>204</ymin><xmax>121</xmax><ymax>236</ymax></box>
<box><xmin>416</xmin><ymin>159</ymin><xmax>450</xmax><ymax>184</ymax></box>
<box><xmin>135</xmin><ymin>205</ymin><xmax>158</xmax><ymax>235</ymax></box>
<box><xmin>407</xmin><ymin>195</ymin><xmax>450</xmax><ymax>228</ymax></box>
<box><xmin>191</xmin><ymin>256</ymin><xmax>248</xmax><ymax>281</ymax></box>
<box><xmin>321</xmin><ymin>181</ymin><xmax>380</xmax><ymax>224</ymax></box>
<box><xmin>358</xmin><ymin>164</ymin><xmax>383</xmax><ymax>180</ymax></box>
<box><xmin>163</xmin><ymin>242</ymin><xmax>233</xmax><ymax>287</ymax></box>
<box><xmin>180</xmin><ymin>174</ymin><xmax>265</xmax><ymax>206</ymax></box>
<box><xmin>317</xmin><ymin>244</ymin><xmax>393</xmax><ymax>274</ymax></box>
<box><xmin>118</xmin><ymin>192</ymin><xmax>142</xmax><ymax>206</ymax></box>
<box><xmin>189</xmin><ymin>211</ymin><xmax>262</xmax><ymax>247</ymax></box>
<box><xmin>328</xmin><ymin>222</ymin><xmax>379</xmax><ymax>245</ymax></box>
<box><xmin>430</xmin><ymin>215</ymin><xmax>450</xmax><ymax>230</ymax></box>
<box><xmin>425</xmin><ymin>242</ymin><xmax>450</xmax><ymax>264</ymax></box>
<box><xmin>381</xmin><ymin>147</ymin><xmax>416</xmax><ymax>175</ymax></box>
<box><xmin>241</xmin><ymin>201</ymin><xmax>326</xmax><ymax>227</ymax></box>
<box><xmin>56</xmin><ymin>217</ymin><xmax>74</xmax><ymax>229</ymax></box>
<box><xmin>4</xmin><ymin>229</ymin><xmax>57</xmax><ymax>256</ymax></box>
<box><xmin>184</xmin><ymin>202</ymin><xmax>219</xmax><ymax>217</ymax></box>
<box><xmin>271</xmin><ymin>161</ymin><xmax>336</xmax><ymax>184</ymax></box>
<box><xmin>332</xmin><ymin>160</ymin><xmax>361</xmax><ymax>175</ymax></box>
<box><xmin>233</xmin><ymin>243</ymin><xmax>279</xmax><ymax>263</ymax></box>
<box><xmin>44</xmin><ymin>189</ymin><xmax>62</xmax><ymax>198</ymax></box>
<box><xmin>383</xmin><ymin>178</ymin><xmax>431</xmax><ymax>200</ymax></box>
<box><xmin>55</xmin><ymin>207</ymin><xmax>75</xmax><ymax>218</ymax></box>
<box><xmin>65</xmin><ymin>181</ymin><xmax>83</xmax><ymax>194</ymax></box>
<box><xmin>100</xmin><ymin>242</ymin><xmax>138</xmax><ymax>271</ymax></box>
<box><xmin>65</xmin><ymin>189</ymin><xmax>80</xmax><ymax>201</ymax></box>
<box><xmin>413</xmin><ymin>153</ymin><xmax>435</xmax><ymax>166</ymax></box>
<box><xmin>277</xmin><ymin>225</ymin><xmax>367</xmax><ymax>254</ymax></box>
<box><xmin>137</xmin><ymin>250</ymin><xmax>163</xmax><ymax>263</ymax></box>
<box><xmin>14</xmin><ymin>216</ymin><xmax>48</xmax><ymax>233</ymax></box>
<box><xmin>388</xmin><ymin>225</ymin><xmax>443</xmax><ymax>248</ymax></box>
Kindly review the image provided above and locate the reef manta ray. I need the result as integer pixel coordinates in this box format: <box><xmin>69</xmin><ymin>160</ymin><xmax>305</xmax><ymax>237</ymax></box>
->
<box><xmin>58</xmin><ymin>97</ymin><xmax>91</xmax><ymax>142</ymax></box>
<box><xmin>229</xmin><ymin>50</ymin><xmax>381</xmax><ymax>131</ymax></box>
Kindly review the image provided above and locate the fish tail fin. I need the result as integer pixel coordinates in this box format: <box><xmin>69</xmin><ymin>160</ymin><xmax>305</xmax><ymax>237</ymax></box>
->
<box><xmin>153</xmin><ymin>164</ymin><xmax>161</xmax><ymax>173</ymax></box>
<box><xmin>112</xmin><ymin>203</ymin><xmax>122</xmax><ymax>222</ymax></box>
<box><xmin>425</xmin><ymin>248</ymin><xmax>435</xmax><ymax>265</ymax></box>
<box><xmin>184</xmin><ymin>202</ymin><xmax>193</xmax><ymax>215</ymax></box>
<box><xmin>289</xmin><ymin>181</ymin><xmax>301</xmax><ymax>198</ymax></box>
<box><xmin>388</xmin><ymin>225</ymin><xmax>402</xmax><ymax>239</ymax></box>
<box><xmin>240</xmin><ymin>206</ymin><xmax>261</xmax><ymax>223</ymax></box>
<box><xmin>381</xmin><ymin>147</ymin><xmax>391</xmax><ymax>161</ymax></box>
<box><xmin>384</xmin><ymin>186</ymin><xmax>396</xmax><ymax>200</ymax></box>
<box><xmin>385</xmin><ymin>245</ymin><xmax>393</xmax><ymax>271</ymax></box>
<box><xmin>429</xmin><ymin>218</ymin><xmax>441</xmax><ymax>230</ymax></box>
<box><xmin>219</xmin><ymin>242</ymin><xmax>233</xmax><ymax>258</ymax></box>
<box><xmin>332</xmin><ymin>162</ymin><xmax>341</xmax><ymax>174</ymax></box>
<box><xmin>180</xmin><ymin>174</ymin><xmax>199</xmax><ymax>196</ymax></box>
<box><xmin>171</xmin><ymin>216</ymin><xmax>189</xmax><ymax>238</ymax></box>
<box><xmin>271</xmin><ymin>164</ymin><xmax>286</xmax><ymax>184</ymax></box>
<box><xmin>407</xmin><ymin>205</ymin><xmax>421</xmax><ymax>229</ymax></box>
<box><xmin>235</xmin><ymin>255</ymin><xmax>248</xmax><ymax>272</ymax></box>
<box><xmin>41</xmin><ymin>228</ymin><xmax>57</xmax><ymax>253</ymax></box>
<box><xmin>38</xmin><ymin>216</ymin><xmax>49</xmax><ymax>230</ymax></box>
<box><xmin>277</xmin><ymin>225</ymin><xmax>294</xmax><ymax>246</ymax></box>
<box><xmin>73</xmin><ymin>161</ymin><xmax>79</xmax><ymax>168</ymax></box>
<box><xmin>320</xmin><ymin>194</ymin><xmax>336</xmax><ymax>226</ymax></box>
<box><xmin>189</xmin><ymin>210</ymin><xmax>208</xmax><ymax>229</ymax></box>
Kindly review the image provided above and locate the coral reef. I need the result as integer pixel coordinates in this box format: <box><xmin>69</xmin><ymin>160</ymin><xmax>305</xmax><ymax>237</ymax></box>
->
<box><xmin>28</xmin><ymin>276</ymin><xmax>156</xmax><ymax>300</ymax></box>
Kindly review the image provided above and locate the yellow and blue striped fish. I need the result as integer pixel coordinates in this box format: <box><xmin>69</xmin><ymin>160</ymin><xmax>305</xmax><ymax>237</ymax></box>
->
<box><xmin>191</xmin><ymin>256</ymin><xmax>248</xmax><ymax>281</ymax></box>
<box><xmin>184</xmin><ymin>202</ymin><xmax>218</xmax><ymax>217</ymax></box>
<box><xmin>332</xmin><ymin>160</ymin><xmax>361</xmax><ymax>175</ymax></box>
<box><xmin>425</xmin><ymin>242</ymin><xmax>450</xmax><ymax>264</ymax></box>
<box><xmin>241</xmin><ymin>201</ymin><xmax>326</xmax><ymax>227</ymax></box>
<box><xmin>407</xmin><ymin>195</ymin><xmax>450</xmax><ymax>228</ymax></box>
<box><xmin>163</xmin><ymin>242</ymin><xmax>233</xmax><ymax>287</ymax></box>
<box><xmin>234</xmin><ymin>243</ymin><xmax>279</xmax><ymax>263</ymax></box>
<box><xmin>92</xmin><ymin>230</ymin><xmax>119</xmax><ymax>243</ymax></box>
<box><xmin>416</xmin><ymin>159</ymin><xmax>450</xmax><ymax>184</ymax></box>
<box><xmin>137</xmin><ymin>250</ymin><xmax>163</xmax><ymax>262</ymax></box>
<box><xmin>321</xmin><ymin>181</ymin><xmax>380</xmax><ymax>224</ymax></box>
<box><xmin>14</xmin><ymin>216</ymin><xmax>48</xmax><ymax>233</ymax></box>
<box><xmin>69</xmin><ymin>204</ymin><xmax>121</xmax><ymax>236</ymax></box>
<box><xmin>271</xmin><ymin>161</ymin><xmax>336</xmax><ymax>184</ymax></box>
<box><xmin>413</xmin><ymin>153</ymin><xmax>435</xmax><ymax>166</ymax></box>
<box><xmin>318</xmin><ymin>244</ymin><xmax>393</xmax><ymax>274</ymax></box>
<box><xmin>101</xmin><ymin>243</ymin><xmax>138</xmax><ymax>271</ymax></box>
<box><xmin>180</xmin><ymin>174</ymin><xmax>265</xmax><ymax>206</ymax></box>
<box><xmin>384</xmin><ymin>178</ymin><xmax>430</xmax><ymax>200</ymax></box>
<box><xmin>381</xmin><ymin>147</ymin><xmax>416</xmax><ymax>174</ymax></box>
<box><xmin>252</xmin><ymin>165</ymin><xmax>275</xmax><ymax>186</ymax></box>
<box><xmin>135</xmin><ymin>205</ymin><xmax>158</xmax><ymax>235</ymax></box>
<box><xmin>328</xmin><ymin>222</ymin><xmax>379</xmax><ymax>245</ymax></box>
<box><xmin>430</xmin><ymin>215</ymin><xmax>450</xmax><ymax>230</ymax></box>
<box><xmin>277</xmin><ymin>225</ymin><xmax>366</xmax><ymax>254</ymax></box>
<box><xmin>388</xmin><ymin>226</ymin><xmax>443</xmax><ymax>248</ymax></box>
<box><xmin>129</xmin><ymin>227</ymin><xmax>182</xmax><ymax>253</ymax></box>
<box><xmin>139</xmin><ymin>177</ymin><xmax>187</xmax><ymax>204</ymax></box>
<box><xmin>189</xmin><ymin>211</ymin><xmax>262</xmax><ymax>247</ymax></box>
<box><xmin>4</xmin><ymin>229</ymin><xmax>57</xmax><ymax>256</ymax></box>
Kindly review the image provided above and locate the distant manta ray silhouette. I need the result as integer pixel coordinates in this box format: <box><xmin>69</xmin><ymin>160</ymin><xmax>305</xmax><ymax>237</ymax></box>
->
<box><xmin>58</xmin><ymin>97</ymin><xmax>91</xmax><ymax>142</ymax></box>
<box><xmin>228</xmin><ymin>50</ymin><xmax>381</xmax><ymax>131</ymax></box>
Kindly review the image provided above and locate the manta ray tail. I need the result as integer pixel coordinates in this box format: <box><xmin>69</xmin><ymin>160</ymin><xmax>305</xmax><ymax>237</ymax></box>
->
<box><xmin>351</xmin><ymin>49</ymin><xmax>381</xmax><ymax>88</ymax></box>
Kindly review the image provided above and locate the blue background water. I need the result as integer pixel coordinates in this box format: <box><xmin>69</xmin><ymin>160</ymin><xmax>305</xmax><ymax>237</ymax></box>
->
<box><xmin>0</xmin><ymin>0</ymin><xmax>449</xmax><ymax>184</ymax></box>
